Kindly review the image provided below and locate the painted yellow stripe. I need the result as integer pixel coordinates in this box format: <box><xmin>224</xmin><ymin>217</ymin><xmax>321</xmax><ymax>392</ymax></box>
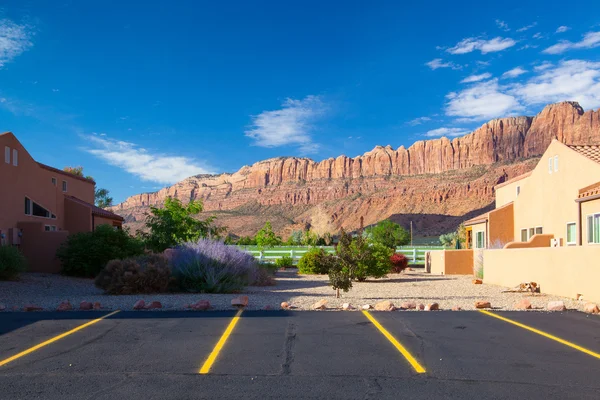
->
<box><xmin>0</xmin><ymin>310</ymin><xmax>121</xmax><ymax>367</ymax></box>
<box><xmin>362</xmin><ymin>310</ymin><xmax>426</xmax><ymax>373</ymax></box>
<box><xmin>199</xmin><ymin>309</ymin><xmax>243</xmax><ymax>374</ymax></box>
<box><xmin>479</xmin><ymin>310</ymin><xmax>600</xmax><ymax>360</ymax></box>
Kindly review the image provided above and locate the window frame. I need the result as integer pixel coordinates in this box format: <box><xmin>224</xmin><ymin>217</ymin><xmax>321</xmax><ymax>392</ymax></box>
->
<box><xmin>516</xmin><ymin>185</ymin><xmax>520</xmax><ymax>196</ymax></box>
<box><xmin>475</xmin><ymin>230</ymin><xmax>485</xmax><ymax>249</ymax></box>
<box><xmin>24</xmin><ymin>196</ymin><xmax>57</xmax><ymax>219</ymax></box>
<box><xmin>587</xmin><ymin>213</ymin><xmax>600</xmax><ymax>245</ymax></box>
<box><xmin>548</xmin><ymin>157</ymin><xmax>553</xmax><ymax>174</ymax></box>
<box><xmin>554</xmin><ymin>155</ymin><xmax>559</xmax><ymax>172</ymax></box>
<box><xmin>4</xmin><ymin>146</ymin><xmax>9</xmax><ymax>164</ymax></box>
<box><xmin>566</xmin><ymin>222</ymin><xmax>576</xmax><ymax>246</ymax></box>
<box><xmin>535</xmin><ymin>226</ymin><xmax>543</xmax><ymax>235</ymax></box>
<box><xmin>62</xmin><ymin>180</ymin><xmax>68</xmax><ymax>192</ymax></box>
<box><xmin>12</xmin><ymin>149</ymin><xmax>17</xmax><ymax>166</ymax></box>
<box><xmin>520</xmin><ymin>228</ymin><xmax>528</xmax><ymax>242</ymax></box>
<box><xmin>51</xmin><ymin>177</ymin><xmax>57</xmax><ymax>186</ymax></box>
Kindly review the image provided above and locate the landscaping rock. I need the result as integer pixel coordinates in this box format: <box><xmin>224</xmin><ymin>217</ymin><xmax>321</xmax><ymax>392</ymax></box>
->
<box><xmin>584</xmin><ymin>303</ymin><xmax>600</xmax><ymax>314</ymax></box>
<box><xmin>475</xmin><ymin>301</ymin><xmax>491</xmax><ymax>309</ymax></box>
<box><xmin>313</xmin><ymin>299</ymin><xmax>328</xmax><ymax>310</ymax></box>
<box><xmin>472</xmin><ymin>279</ymin><xmax>483</xmax><ymax>284</ymax></box>
<box><xmin>24</xmin><ymin>305</ymin><xmax>43</xmax><ymax>312</ymax></box>
<box><xmin>280</xmin><ymin>301</ymin><xmax>290</xmax><ymax>309</ymax></box>
<box><xmin>57</xmin><ymin>301</ymin><xmax>73</xmax><ymax>311</ymax></box>
<box><xmin>547</xmin><ymin>301</ymin><xmax>566</xmax><ymax>311</ymax></box>
<box><xmin>341</xmin><ymin>303</ymin><xmax>354</xmax><ymax>310</ymax></box>
<box><xmin>406</xmin><ymin>267</ymin><xmax>413</xmax><ymax>272</ymax></box>
<box><xmin>231</xmin><ymin>296</ymin><xmax>249</xmax><ymax>307</ymax></box>
<box><xmin>145</xmin><ymin>301</ymin><xmax>162</xmax><ymax>310</ymax></box>
<box><xmin>400</xmin><ymin>302</ymin><xmax>417</xmax><ymax>310</ymax></box>
<box><xmin>362</xmin><ymin>304</ymin><xmax>373</xmax><ymax>310</ymax></box>
<box><xmin>374</xmin><ymin>301</ymin><xmax>396</xmax><ymax>311</ymax></box>
<box><xmin>452</xmin><ymin>306</ymin><xmax>462</xmax><ymax>311</ymax></box>
<box><xmin>93</xmin><ymin>302</ymin><xmax>102</xmax><ymax>310</ymax></box>
<box><xmin>189</xmin><ymin>300</ymin><xmax>211</xmax><ymax>311</ymax></box>
<box><xmin>418</xmin><ymin>304</ymin><xmax>425</xmax><ymax>310</ymax></box>
<box><xmin>515</xmin><ymin>299</ymin><xmax>532</xmax><ymax>310</ymax></box>
<box><xmin>425</xmin><ymin>303</ymin><xmax>439</xmax><ymax>311</ymax></box>
<box><xmin>79</xmin><ymin>301</ymin><xmax>93</xmax><ymax>310</ymax></box>
<box><xmin>133</xmin><ymin>300</ymin><xmax>146</xmax><ymax>310</ymax></box>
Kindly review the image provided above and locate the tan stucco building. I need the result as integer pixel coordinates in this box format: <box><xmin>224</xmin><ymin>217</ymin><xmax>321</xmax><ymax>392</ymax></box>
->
<box><xmin>1</xmin><ymin>132</ymin><xmax>124</xmax><ymax>272</ymax></box>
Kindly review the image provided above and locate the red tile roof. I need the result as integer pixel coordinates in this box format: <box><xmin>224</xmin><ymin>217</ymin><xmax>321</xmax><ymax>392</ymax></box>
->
<box><xmin>578</xmin><ymin>181</ymin><xmax>600</xmax><ymax>200</ymax></box>
<box><xmin>494</xmin><ymin>172</ymin><xmax>531</xmax><ymax>189</ymax></box>
<box><xmin>65</xmin><ymin>196</ymin><xmax>124</xmax><ymax>221</ymax></box>
<box><xmin>567</xmin><ymin>145</ymin><xmax>600</xmax><ymax>164</ymax></box>
<box><xmin>38</xmin><ymin>163</ymin><xmax>95</xmax><ymax>184</ymax></box>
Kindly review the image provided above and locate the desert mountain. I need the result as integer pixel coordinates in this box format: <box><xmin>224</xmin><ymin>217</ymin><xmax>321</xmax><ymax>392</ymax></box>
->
<box><xmin>111</xmin><ymin>101</ymin><xmax>600</xmax><ymax>240</ymax></box>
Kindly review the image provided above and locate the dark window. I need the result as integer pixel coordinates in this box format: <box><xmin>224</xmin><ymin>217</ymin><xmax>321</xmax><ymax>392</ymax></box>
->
<box><xmin>52</xmin><ymin>177</ymin><xmax>57</xmax><ymax>186</ymax></box>
<box><xmin>25</xmin><ymin>197</ymin><xmax>54</xmax><ymax>218</ymax></box>
<box><xmin>62</xmin><ymin>180</ymin><xmax>67</xmax><ymax>192</ymax></box>
<box><xmin>25</xmin><ymin>198</ymin><xmax>31</xmax><ymax>215</ymax></box>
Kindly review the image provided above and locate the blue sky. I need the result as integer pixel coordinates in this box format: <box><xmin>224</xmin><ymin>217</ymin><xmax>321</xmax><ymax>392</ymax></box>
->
<box><xmin>1</xmin><ymin>1</ymin><xmax>599</xmax><ymax>203</ymax></box>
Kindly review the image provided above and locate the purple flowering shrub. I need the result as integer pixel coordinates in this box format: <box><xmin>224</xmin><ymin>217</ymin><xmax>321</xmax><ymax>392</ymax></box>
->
<box><xmin>171</xmin><ymin>239</ymin><xmax>259</xmax><ymax>293</ymax></box>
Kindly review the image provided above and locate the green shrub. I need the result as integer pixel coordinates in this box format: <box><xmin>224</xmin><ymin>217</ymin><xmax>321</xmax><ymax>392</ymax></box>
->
<box><xmin>297</xmin><ymin>248</ymin><xmax>331</xmax><ymax>274</ymax></box>
<box><xmin>0</xmin><ymin>245</ymin><xmax>27</xmax><ymax>280</ymax></box>
<box><xmin>251</xmin><ymin>263</ymin><xmax>277</xmax><ymax>286</ymax></box>
<box><xmin>275</xmin><ymin>255</ymin><xmax>294</xmax><ymax>268</ymax></box>
<box><xmin>57</xmin><ymin>225</ymin><xmax>145</xmax><ymax>277</ymax></box>
<box><xmin>95</xmin><ymin>254</ymin><xmax>174</xmax><ymax>294</ymax></box>
<box><xmin>336</xmin><ymin>229</ymin><xmax>393</xmax><ymax>281</ymax></box>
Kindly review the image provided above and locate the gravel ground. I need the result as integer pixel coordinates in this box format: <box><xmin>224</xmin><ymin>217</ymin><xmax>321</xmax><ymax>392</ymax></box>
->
<box><xmin>0</xmin><ymin>269</ymin><xmax>590</xmax><ymax>312</ymax></box>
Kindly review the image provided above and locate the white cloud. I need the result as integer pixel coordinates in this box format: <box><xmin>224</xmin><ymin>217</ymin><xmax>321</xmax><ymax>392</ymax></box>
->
<box><xmin>495</xmin><ymin>20</ymin><xmax>510</xmax><ymax>31</ymax></box>
<box><xmin>245</xmin><ymin>95</ymin><xmax>326</xmax><ymax>153</ymax></box>
<box><xmin>85</xmin><ymin>135</ymin><xmax>214</xmax><ymax>184</ymax></box>
<box><xmin>532</xmin><ymin>32</ymin><xmax>544</xmax><ymax>39</ymax></box>
<box><xmin>447</xmin><ymin>36</ymin><xmax>517</xmax><ymax>55</ymax></box>
<box><xmin>534</xmin><ymin>61</ymin><xmax>553</xmax><ymax>71</ymax></box>
<box><xmin>407</xmin><ymin>116</ymin><xmax>431</xmax><ymax>126</ymax></box>
<box><xmin>461</xmin><ymin>73</ymin><xmax>492</xmax><ymax>83</ymax></box>
<box><xmin>556</xmin><ymin>26</ymin><xmax>570</xmax><ymax>33</ymax></box>
<box><xmin>425</xmin><ymin>58</ymin><xmax>461</xmax><ymax>70</ymax></box>
<box><xmin>517</xmin><ymin>22</ymin><xmax>537</xmax><ymax>32</ymax></box>
<box><xmin>445</xmin><ymin>79</ymin><xmax>522</xmax><ymax>120</ymax></box>
<box><xmin>502</xmin><ymin>67</ymin><xmax>527</xmax><ymax>78</ymax></box>
<box><xmin>543</xmin><ymin>31</ymin><xmax>600</xmax><ymax>54</ymax></box>
<box><xmin>0</xmin><ymin>19</ymin><xmax>34</xmax><ymax>68</ymax></box>
<box><xmin>424</xmin><ymin>127</ymin><xmax>471</xmax><ymax>138</ymax></box>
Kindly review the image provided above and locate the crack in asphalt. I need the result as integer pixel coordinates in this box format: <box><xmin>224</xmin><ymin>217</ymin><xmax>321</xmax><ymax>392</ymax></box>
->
<box><xmin>280</xmin><ymin>322</ymin><xmax>296</xmax><ymax>375</ymax></box>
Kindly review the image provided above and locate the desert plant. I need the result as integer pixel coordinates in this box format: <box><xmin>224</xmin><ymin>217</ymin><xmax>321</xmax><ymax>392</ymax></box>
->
<box><xmin>255</xmin><ymin>221</ymin><xmax>282</xmax><ymax>249</ymax></box>
<box><xmin>0</xmin><ymin>245</ymin><xmax>27</xmax><ymax>280</ymax></box>
<box><xmin>57</xmin><ymin>225</ymin><xmax>145</xmax><ymax>277</ymax></box>
<box><xmin>171</xmin><ymin>239</ymin><xmax>258</xmax><ymax>293</ymax></box>
<box><xmin>336</xmin><ymin>230</ymin><xmax>393</xmax><ymax>281</ymax></box>
<box><xmin>275</xmin><ymin>255</ymin><xmax>294</xmax><ymax>268</ymax></box>
<box><xmin>95</xmin><ymin>254</ymin><xmax>173</xmax><ymax>294</ymax></box>
<box><xmin>439</xmin><ymin>232</ymin><xmax>456</xmax><ymax>247</ymax></box>
<box><xmin>474</xmin><ymin>249</ymin><xmax>484</xmax><ymax>279</ymax></box>
<box><xmin>364</xmin><ymin>220</ymin><xmax>410</xmax><ymax>249</ymax></box>
<box><xmin>297</xmin><ymin>248</ymin><xmax>331</xmax><ymax>274</ymax></box>
<box><xmin>390</xmin><ymin>252</ymin><xmax>409</xmax><ymax>273</ymax></box>
<box><xmin>327</xmin><ymin>256</ymin><xmax>351</xmax><ymax>298</ymax></box>
<box><xmin>251</xmin><ymin>263</ymin><xmax>277</xmax><ymax>286</ymax></box>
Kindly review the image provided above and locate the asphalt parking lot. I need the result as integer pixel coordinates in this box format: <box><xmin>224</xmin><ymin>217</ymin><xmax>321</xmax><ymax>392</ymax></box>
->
<box><xmin>0</xmin><ymin>310</ymin><xmax>599</xmax><ymax>399</ymax></box>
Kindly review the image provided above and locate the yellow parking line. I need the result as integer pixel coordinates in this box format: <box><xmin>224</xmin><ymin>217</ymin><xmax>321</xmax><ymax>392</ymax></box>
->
<box><xmin>479</xmin><ymin>310</ymin><xmax>600</xmax><ymax>360</ymax></box>
<box><xmin>362</xmin><ymin>311</ymin><xmax>426</xmax><ymax>374</ymax></box>
<box><xmin>199</xmin><ymin>309</ymin><xmax>243</xmax><ymax>374</ymax></box>
<box><xmin>0</xmin><ymin>310</ymin><xmax>121</xmax><ymax>367</ymax></box>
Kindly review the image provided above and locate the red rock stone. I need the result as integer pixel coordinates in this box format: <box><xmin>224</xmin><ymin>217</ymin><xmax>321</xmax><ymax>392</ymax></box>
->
<box><xmin>425</xmin><ymin>303</ymin><xmax>439</xmax><ymax>311</ymax></box>
<box><xmin>93</xmin><ymin>302</ymin><xmax>102</xmax><ymax>310</ymax></box>
<box><xmin>418</xmin><ymin>304</ymin><xmax>425</xmax><ymax>310</ymax></box>
<box><xmin>374</xmin><ymin>301</ymin><xmax>396</xmax><ymax>311</ymax></box>
<box><xmin>515</xmin><ymin>299</ymin><xmax>532</xmax><ymax>310</ymax></box>
<box><xmin>189</xmin><ymin>300</ymin><xmax>211</xmax><ymax>311</ymax></box>
<box><xmin>584</xmin><ymin>303</ymin><xmax>600</xmax><ymax>314</ymax></box>
<box><xmin>231</xmin><ymin>296</ymin><xmax>249</xmax><ymax>307</ymax></box>
<box><xmin>452</xmin><ymin>306</ymin><xmax>462</xmax><ymax>311</ymax></box>
<box><xmin>341</xmin><ymin>303</ymin><xmax>354</xmax><ymax>310</ymax></box>
<box><xmin>79</xmin><ymin>301</ymin><xmax>93</xmax><ymax>310</ymax></box>
<box><xmin>547</xmin><ymin>301</ymin><xmax>566</xmax><ymax>312</ymax></box>
<box><xmin>400</xmin><ymin>302</ymin><xmax>417</xmax><ymax>310</ymax></box>
<box><xmin>475</xmin><ymin>301</ymin><xmax>491</xmax><ymax>309</ymax></box>
<box><xmin>362</xmin><ymin>304</ymin><xmax>373</xmax><ymax>310</ymax></box>
<box><xmin>57</xmin><ymin>301</ymin><xmax>73</xmax><ymax>312</ymax></box>
<box><xmin>405</xmin><ymin>267</ymin><xmax>413</xmax><ymax>272</ymax></box>
<box><xmin>133</xmin><ymin>300</ymin><xmax>146</xmax><ymax>310</ymax></box>
<box><xmin>24</xmin><ymin>305</ymin><xmax>43</xmax><ymax>312</ymax></box>
<box><xmin>312</xmin><ymin>299</ymin><xmax>328</xmax><ymax>310</ymax></box>
<box><xmin>145</xmin><ymin>301</ymin><xmax>162</xmax><ymax>310</ymax></box>
<box><xmin>473</xmin><ymin>279</ymin><xmax>483</xmax><ymax>284</ymax></box>
<box><xmin>280</xmin><ymin>302</ymin><xmax>290</xmax><ymax>309</ymax></box>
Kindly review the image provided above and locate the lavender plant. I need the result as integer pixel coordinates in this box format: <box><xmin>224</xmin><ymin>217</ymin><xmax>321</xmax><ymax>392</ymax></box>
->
<box><xmin>171</xmin><ymin>239</ymin><xmax>259</xmax><ymax>293</ymax></box>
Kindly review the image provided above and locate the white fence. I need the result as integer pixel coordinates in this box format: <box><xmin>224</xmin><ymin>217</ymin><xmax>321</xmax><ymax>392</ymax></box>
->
<box><xmin>241</xmin><ymin>246</ymin><xmax>435</xmax><ymax>264</ymax></box>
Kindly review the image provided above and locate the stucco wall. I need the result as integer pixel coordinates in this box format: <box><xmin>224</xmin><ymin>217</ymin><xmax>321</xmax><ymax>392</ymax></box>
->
<box><xmin>488</xmin><ymin>203</ymin><xmax>514</xmax><ymax>246</ymax></box>
<box><xmin>94</xmin><ymin>215</ymin><xmax>122</xmax><ymax>229</ymax></box>
<box><xmin>512</xmin><ymin>140</ymin><xmax>600</xmax><ymax>246</ymax></box>
<box><xmin>17</xmin><ymin>222</ymin><xmax>69</xmax><ymax>273</ymax></box>
<box><xmin>484</xmin><ymin>246</ymin><xmax>600</xmax><ymax>303</ymax></box>
<box><xmin>469</xmin><ymin>222</ymin><xmax>487</xmax><ymax>248</ymax></box>
<box><xmin>64</xmin><ymin>198</ymin><xmax>92</xmax><ymax>234</ymax></box>
<box><xmin>504</xmin><ymin>234</ymin><xmax>554</xmax><ymax>249</ymax></box>
<box><xmin>496</xmin><ymin>179</ymin><xmax>525</xmax><ymax>208</ymax></box>
<box><xmin>581</xmin><ymin>198</ymin><xmax>600</xmax><ymax>247</ymax></box>
<box><xmin>428</xmin><ymin>249</ymin><xmax>474</xmax><ymax>275</ymax></box>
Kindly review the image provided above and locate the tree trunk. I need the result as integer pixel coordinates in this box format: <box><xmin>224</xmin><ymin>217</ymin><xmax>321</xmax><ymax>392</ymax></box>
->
<box><xmin>336</xmin><ymin>288</ymin><xmax>340</xmax><ymax>298</ymax></box>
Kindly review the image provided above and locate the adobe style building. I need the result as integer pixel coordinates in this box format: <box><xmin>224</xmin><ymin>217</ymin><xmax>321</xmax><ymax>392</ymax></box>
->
<box><xmin>464</xmin><ymin>139</ymin><xmax>600</xmax><ymax>249</ymax></box>
<box><xmin>0</xmin><ymin>131</ymin><xmax>124</xmax><ymax>272</ymax></box>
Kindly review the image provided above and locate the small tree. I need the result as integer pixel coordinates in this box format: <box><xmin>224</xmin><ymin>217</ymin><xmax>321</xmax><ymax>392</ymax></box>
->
<box><xmin>365</xmin><ymin>220</ymin><xmax>409</xmax><ymax>249</ymax></box>
<box><xmin>95</xmin><ymin>188</ymin><xmax>113</xmax><ymax>209</ymax></box>
<box><xmin>140</xmin><ymin>197</ymin><xmax>221</xmax><ymax>252</ymax></box>
<box><xmin>328</xmin><ymin>258</ymin><xmax>351</xmax><ymax>298</ymax></box>
<box><xmin>64</xmin><ymin>166</ymin><xmax>94</xmax><ymax>181</ymax></box>
<box><xmin>255</xmin><ymin>221</ymin><xmax>282</xmax><ymax>249</ymax></box>
<box><xmin>439</xmin><ymin>232</ymin><xmax>456</xmax><ymax>247</ymax></box>
<box><xmin>290</xmin><ymin>230</ymin><xmax>303</xmax><ymax>245</ymax></box>
<box><xmin>302</xmin><ymin>230</ymin><xmax>318</xmax><ymax>246</ymax></box>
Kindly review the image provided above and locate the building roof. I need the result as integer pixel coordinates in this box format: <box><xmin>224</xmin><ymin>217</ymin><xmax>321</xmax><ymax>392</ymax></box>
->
<box><xmin>567</xmin><ymin>144</ymin><xmax>600</xmax><ymax>165</ymax></box>
<box><xmin>37</xmin><ymin>163</ymin><xmax>96</xmax><ymax>184</ymax></box>
<box><xmin>65</xmin><ymin>196</ymin><xmax>124</xmax><ymax>221</ymax></box>
<box><xmin>494</xmin><ymin>172</ymin><xmax>532</xmax><ymax>189</ymax></box>
<box><xmin>463</xmin><ymin>202</ymin><xmax>513</xmax><ymax>226</ymax></box>
<box><xmin>578</xmin><ymin>181</ymin><xmax>600</xmax><ymax>200</ymax></box>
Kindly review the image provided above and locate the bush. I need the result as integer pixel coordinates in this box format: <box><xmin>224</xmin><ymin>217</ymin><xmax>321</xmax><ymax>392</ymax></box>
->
<box><xmin>95</xmin><ymin>254</ymin><xmax>173</xmax><ymax>294</ymax></box>
<box><xmin>171</xmin><ymin>239</ymin><xmax>258</xmax><ymax>293</ymax></box>
<box><xmin>251</xmin><ymin>263</ymin><xmax>277</xmax><ymax>286</ymax></box>
<box><xmin>275</xmin><ymin>255</ymin><xmax>294</xmax><ymax>268</ymax></box>
<box><xmin>57</xmin><ymin>225</ymin><xmax>145</xmax><ymax>277</ymax></box>
<box><xmin>390</xmin><ymin>253</ymin><xmax>409</xmax><ymax>273</ymax></box>
<box><xmin>0</xmin><ymin>245</ymin><xmax>27</xmax><ymax>280</ymax></box>
<box><xmin>297</xmin><ymin>248</ymin><xmax>331</xmax><ymax>274</ymax></box>
<box><xmin>336</xmin><ymin>230</ymin><xmax>393</xmax><ymax>281</ymax></box>
<box><xmin>363</xmin><ymin>220</ymin><xmax>410</xmax><ymax>249</ymax></box>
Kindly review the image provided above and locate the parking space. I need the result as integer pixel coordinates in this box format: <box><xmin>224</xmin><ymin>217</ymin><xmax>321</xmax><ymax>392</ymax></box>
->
<box><xmin>0</xmin><ymin>310</ymin><xmax>599</xmax><ymax>399</ymax></box>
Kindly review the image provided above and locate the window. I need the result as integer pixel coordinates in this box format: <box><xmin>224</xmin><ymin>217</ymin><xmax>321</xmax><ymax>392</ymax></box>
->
<box><xmin>475</xmin><ymin>231</ymin><xmax>485</xmax><ymax>249</ymax></box>
<box><xmin>51</xmin><ymin>177</ymin><xmax>57</xmax><ymax>186</ymax></box>
<box><xmin>587</xmin><ymin>214</ymin><xmax>600</xmax><ymax>244</ymax></box>
<box><xmin>529</xmin><ymin>227</ymin><xmax>535</xmax><ymax>238</ymax></box>
<box><xmin>44</xmin><ymin>225</ymin><xmax>51</xmax><ymax>232</ymax></box>
<box><xmin>521</xmin><ymin>229</ymin><xmax>528</xmax><ymax>242</ymax></box>
<box><xmin>62</xmin><ymin>180</ymin><xmax>68</xmax><ymax>192</ymax></box>
<box><xmin>12</xmin><ymin>149</ymin><xmax>17</xmax><ymax>166</ymax></box>
<box><xmin>548</xmin><ymin>157</ymin><xmax>553</xmax><ymax>174</ymax></box>
<box><xmin>566</xmin><ymin>223</ymin><xmax>576</xmax><ymax>245</ymax></box>
<box><xmin>44</xmin><ymin>225</ymin><xmax>57</xmax><ymax>232</ymax></box>
<box><xmin>24</xmin><ymin>198</ymin><xmax>31</xmax><ymax>215</ymax></box>
<box><xmin>4</xmin><ymin>146</ymin><xmax>10</xmax><ymax>163</ymax></box>
<box><xmin>535</xmin><ymin>227</ymin><xmax>543</xmax><ymax>235</ymax></box>
<box><xmin>24</xmin><ymin>197</ymin><xmax>56</xmax><ymax>219</ymax></box>
<box><xmin>554</xmin><ymin>155</ymin><xmax>559</xmax><ymax>172</ymax></box>
<box><xmin>516</xmin><ymin>186</ymin><xmax>521</xmax><ymax>196</ymax></box>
